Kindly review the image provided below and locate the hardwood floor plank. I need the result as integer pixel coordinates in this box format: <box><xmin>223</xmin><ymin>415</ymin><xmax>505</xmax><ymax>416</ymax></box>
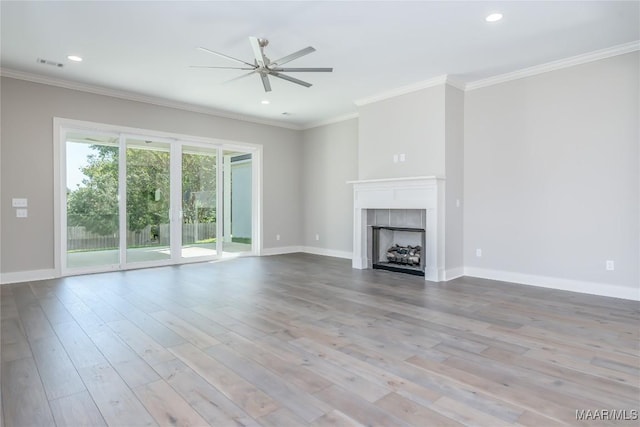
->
<box><xmin>77</xmin><ymin>362</ymin><xmax>157</xmax><ymax>426</ymax></box>
<box><xmin>119</xmin><ymin>309</ymin><xmax>187</xmax><ymax>348</ymax></box>
<box><xmin>168</xmin><ymin>342</ymin><xmax>280</xmax><ymax>418</ymax></box>
<box><xmin>256</xmin><ymin>407</ymin><xmax>309</xmax><ymax>427</ymax></box>
<box><xmin>206</xmin><ymin>342</ymin><xmax>331</xmax><ymax>422</ymax></box>
<box><xmin>90</xmin><ymin>330</ymin><xmax>161</xmax><ymax>388</ymax></box>
<box><xmin>217</xmin><ymin>331</ymin><xmax>333</xmax><ymax>394</ymax></box>
<box><xmin>51</xmin><ymin>321</ymin><xmax>108</xmax><ymax>369</ymax></box>
<box><xmin>37</xmin><ymin>297</ymin><xmax>75</xmax><ymax>325</ymax></box>
<box><xmin>150</xmin><ymin>310</ymin><xmax>220</xmax><ymax>349</ymax></box>
<box><xmin>107</xmin><ymin>319</ymin><xmax>177</xmax><ymax>366</ymax></box>
<box><xmin>310</xmin><ymin>410</ymin><xmax>363</xmax><ymax>427</ymax></box>
<box><xmin>1</xmin><ymin>317</ymin><xmax>32</xmax><ymax>362</ymax></box>
<box><xmin>30</xmin><ymin>335</ymin><xmax>86</xmax><ymax>400</ymax></box>
<box><xmin>18</xmin><ymin>302</ymin><xmax>56</xmax><ymax>342</ymax></box>
<box><xmin>1</xmin><ymin>357</ymin><xmax>55</xmax><ymax>427</ymax></box>
<box><xmin>313</xmin><ymin>385</ymin><xmax>406</xmax><ymax>427</ymax></box>
<box><xmin>133</xmin><ymin>379</ymin><xmax>209</xmax><ymax>427</ymax></box>
<box><xmin>375</xmin><ymin>392</ymin><xmax>464</xmax><ymax>427</ymax></box>
<box><xmin>49</xmin><ymin>391</ymin><xmax>107</xmax><ymax>427</ymax></box>
<box><xmin>152</xmin><ymin>358</ymin><xmax>259</xmax><ymax>426</ymax></box>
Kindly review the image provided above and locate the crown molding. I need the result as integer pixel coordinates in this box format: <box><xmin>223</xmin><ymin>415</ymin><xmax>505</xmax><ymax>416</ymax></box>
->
<box><xmin>302</xmin><ymin>112</ymin><xmax>359</xmax><ymax>130</ymax></box>
<box><xmin>0</xmin><ymin>68</ymin><xmax>303</xmax><ymax>130</ymax></box>
<box><xmin>444</xmin><ymin>76</ymin><xmax>466</xmax><ymax>91</ymax></box>
<box><xmin>354</xmin><ymin>74</ymin><xmax>450</xmax><ymax>106</ymax></box>
<box><xmin>466</xmin><ymin>40</ymin><xmax>640</xmax><ymax>91</ymax></box>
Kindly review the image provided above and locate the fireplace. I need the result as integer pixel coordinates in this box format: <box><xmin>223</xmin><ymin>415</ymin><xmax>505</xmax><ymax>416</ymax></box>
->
<box><xmin>349</xmin><ymin>176</ymin><xmax>445</xmax><ymax>281</ymax></box>
<box><xmin>371</xmin><ymin>225</ymin><xmax>426</xmax><ymax>276</ymax></box>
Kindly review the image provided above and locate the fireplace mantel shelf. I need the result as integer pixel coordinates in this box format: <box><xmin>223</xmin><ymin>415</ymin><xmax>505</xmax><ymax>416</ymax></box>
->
<box><xmin>347</xmin><ymin>176</ymin><xmax>445</xmax><ymax>185</ymax></box>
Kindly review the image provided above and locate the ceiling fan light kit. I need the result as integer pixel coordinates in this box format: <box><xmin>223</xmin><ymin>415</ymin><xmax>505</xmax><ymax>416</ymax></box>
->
<box><xmin>192</xmin><ymin>37</ymin><xmax>333</xmax><ymax>92</ymax></box>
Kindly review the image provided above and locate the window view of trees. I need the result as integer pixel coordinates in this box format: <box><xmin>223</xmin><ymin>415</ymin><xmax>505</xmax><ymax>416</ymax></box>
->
<box><xmin>67</xmin><ymin>144</ymin><xmax>217</xmax><ymax>251</ymax></box>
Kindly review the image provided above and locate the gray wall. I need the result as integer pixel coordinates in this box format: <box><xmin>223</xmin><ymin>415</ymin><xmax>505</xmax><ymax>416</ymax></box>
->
<box><xmin>357</xmin><ymin>85</ymin><xmax>445</xmax><ymax>180</ymax></box>
<box><xmin>464</xmin><ymin>52</ymin><xmax>639</xmax><ymax>289</ymax></box>
<box><xmin>444</xmin><ymin>85</ymin><xmax>465</xmax><ymax>273</ymax></box>
<box><xmin>301</xmin><ymin>119</ymin><xmax>358</xmax><ymax>253</ymax></box>
<box><xmin>0</xmin><ymin>77</ymin><xmax>302</xmax><ymax>273</ymax></box>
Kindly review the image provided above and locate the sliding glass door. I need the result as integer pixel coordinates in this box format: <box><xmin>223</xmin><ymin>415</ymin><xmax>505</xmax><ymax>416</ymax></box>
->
<box><xmin>222</xmin><ymin>151</ymin><xmax>253</xmax><ymax>255</ymax></box>
<box><xmin>65</xmin><ymin>132</ymin><xmax>120</xmax><ymax>269</ymax></box>
<box><xmin>181</xmin><ymin>145</ymin><xmax>217</xmax><ymax>259</ymax></box>
<box><xmin>61</xmin><ymin>125</ymin><xmax>258</xmax><ymax>276</ymax></box>
<box><xmin>125</xmin><ymin>138</ymin><xmax>172</xmax><ymax>264</ymax></box>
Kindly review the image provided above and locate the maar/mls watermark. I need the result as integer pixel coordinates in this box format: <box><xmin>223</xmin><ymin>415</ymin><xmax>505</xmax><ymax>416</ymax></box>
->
<box><xmin>576</xmin><ymin>409</ymin><xmax>638</xmax><ymax>421</ymax></box>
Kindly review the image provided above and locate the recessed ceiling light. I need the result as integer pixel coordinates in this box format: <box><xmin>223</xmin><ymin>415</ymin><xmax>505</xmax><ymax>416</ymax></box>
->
<box><xmin>486</xmin><ymin>13</ymin><xmax>503</xmax><ymax>22</ymax></box>
<box><xmin>67</xmin><ymin>55</ymin><xmax>83</xmax><ymax>62</ymax></box>
<box><xmin>261</xmin><ymin>100</ymin><xmax>270</xmax><ymax>105</ymax></box>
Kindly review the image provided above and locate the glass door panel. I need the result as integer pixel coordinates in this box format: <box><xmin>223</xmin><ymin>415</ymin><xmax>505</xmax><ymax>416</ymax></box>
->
<box><xmin>125</xmin><ymin>138</ymin><xmax>171</xmax><ymax>263</ymax></box>
<box><xmin>181</xmin><ymin>146</ymin><xmax>217</xmax><ymax>258</ymax></box>
<box><xmin>65</xmin><ymin>133</ymin><xmax>120</xmax><ymax>269</ymax></box>
<box><xmin>222</xmin><ymin>151</ymin><xmax>252</xmax><ymax>256</ymax></box>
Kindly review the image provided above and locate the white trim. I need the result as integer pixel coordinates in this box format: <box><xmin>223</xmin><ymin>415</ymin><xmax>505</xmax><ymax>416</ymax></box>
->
<box><xmin>1</xmin><ymin>269</ymin><xmax>57</xmax><ymax>285</ymax></box>
<box><xmin>466</xmin><ymin>41</ymin><xmax>640</xmax><ymax>91</ymax></box>
<box><xmin>444</xmin><ymin>267</ymin><xmax>464</xmax><ymax>281</ymax></box>
<box><xmin>302</xmin><ymin>112</ymin><xmax>359</xmax><ymax>130</ymax></box>
<box><xmin>347</xmin><ymin>176</ymin><xmax>444</xmax><ymax>185</ymax></box>
<box><xmin>445</xmin><ymin>77</ymin><xmax>466</xmax><ymax>91</ymax></box>
<box><xmin>0</xmin><ymin>68</ymin><xmax>301</xmax><ymax>130</ymax></box>
<box><xmin>464</xmin><ymin>267</ymin><xmax>640</xmax><ymax>301</ymax></box>
<box><xmin>261</xmin><ymin>246</ymin><xmax>304</xmax><ymax>256</ymax></box>
<box><xmin>301</xmin><ymin>246</ymin><xmax>353</xmax><ymax>260</ymax></box>
<box><xmin>354</xmin><ymin>75</ymin><xmax>449</xmax><ymax>106</ymax></box>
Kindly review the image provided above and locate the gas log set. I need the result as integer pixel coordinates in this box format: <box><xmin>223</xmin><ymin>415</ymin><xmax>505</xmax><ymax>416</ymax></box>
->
<box><xmin>385</xmin><ymin>244</ymin><xmax>422</xmax><ymax>266</ymax></box>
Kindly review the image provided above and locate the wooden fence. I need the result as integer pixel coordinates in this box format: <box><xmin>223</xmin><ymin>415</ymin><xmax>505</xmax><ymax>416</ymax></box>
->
<box><xmin>67</xmin><ymin>223</ymin><xmax>216</xmax><ymax>251</ymax></box>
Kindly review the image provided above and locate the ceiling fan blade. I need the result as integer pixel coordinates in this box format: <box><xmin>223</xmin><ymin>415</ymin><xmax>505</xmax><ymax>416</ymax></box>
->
<box><xmin>271</xmin><ymin>67</ymin><xmax>333</xmax><ymax>72</ymax></box>
<box><xmin>259</xmin><ymin>73</ymin><xmax>272</xmax><ymax>92</ymax></box>
<box><xmin>222</xmin><ymin>71</ymin><xmax>257</xmax><ymax>84</ymax></box>
<box><xmin>249</xmin><ymin>37</ymin><xmax>267</xmax><ymax>68</ymax></box>
<box><xmin>271</xmin><ymin>46</ymin><xmax>316</xmax><ymax>66</ymax></box>
<box><xmin>190</xmin><ymin>65</ymin><xmax>255</xmax><ymax>70</ymax></box>
<box><xmin>270</xmin><ymin>72</ymin><xmax>312</xmax><ymax>88</ymax></box>
<box><xmin>197</xmin><ymin>47</ymin><xmax>254</xmax><ymax>67</ymax></box>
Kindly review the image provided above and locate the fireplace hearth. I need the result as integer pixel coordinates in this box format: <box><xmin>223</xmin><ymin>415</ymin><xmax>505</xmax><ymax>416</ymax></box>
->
<box><xmin>371</xmin><ymin>225</ymin><xmax>426</xmax><ymax>276</ymax></box>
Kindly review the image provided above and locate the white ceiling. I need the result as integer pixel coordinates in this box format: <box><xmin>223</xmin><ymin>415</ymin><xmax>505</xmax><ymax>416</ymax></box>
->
<box><xmin>1</xmin><ymin>1</ymin><xmax>638</xmax><ymax>128</ymax></box>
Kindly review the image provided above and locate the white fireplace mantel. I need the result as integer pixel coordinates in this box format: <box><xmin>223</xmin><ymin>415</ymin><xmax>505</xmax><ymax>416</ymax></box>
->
<box><xmin>348</xmin><ymin>176</ymin><xmax>445</xmax><ymax>281</ymax></box>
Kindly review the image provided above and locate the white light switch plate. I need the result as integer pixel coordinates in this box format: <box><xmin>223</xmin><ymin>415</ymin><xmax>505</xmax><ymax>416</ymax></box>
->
<box><xmin>16</xmin><ymin>208</ymin><xmax>28</xmax><ymax>218</ymax></box>
<box><xmin>12</xmin><ymin>198</ymin><xmax>28</xmax><ymax>207</ymax></box>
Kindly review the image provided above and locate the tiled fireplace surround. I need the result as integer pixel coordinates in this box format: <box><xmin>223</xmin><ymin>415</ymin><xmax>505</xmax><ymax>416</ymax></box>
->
<box><xmin>350</xmin><ymin>176</ymin><xmax>445</xmax><ymax>282</ymax></box>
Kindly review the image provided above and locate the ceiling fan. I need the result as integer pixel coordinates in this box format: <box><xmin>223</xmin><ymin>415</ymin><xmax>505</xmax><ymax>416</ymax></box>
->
<box><xmin>192</xmin><ymin>37</ymin><xmax>333</xmax><ymax>92</ymax></box>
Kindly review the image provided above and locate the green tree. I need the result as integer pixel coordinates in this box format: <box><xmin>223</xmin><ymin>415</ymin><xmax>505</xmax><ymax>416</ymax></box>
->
<box><xmin>67</xmin><ymin>144</ymin><xmax>217</xmax><ymax>239</ymax></box>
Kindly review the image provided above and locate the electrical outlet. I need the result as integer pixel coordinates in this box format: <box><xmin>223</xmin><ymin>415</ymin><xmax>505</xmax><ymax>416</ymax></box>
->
<box><xmin>16</xmin><ymin>208</ymin><xmax>28</xmax><ymax>218</ymax></box>
<box><xmin>399</xmin><ymin>153</ymin><xmax>406</xmax><ymax>162</ymax></box>
<box><xmin>606</xmin><ymin>260</ymin><xmax>614</xmax><ymax>271</ymax></box>
<box><xmin>276</xmin><ymin>234</ymin><xmax>280</xmax><ymax>241</ymax></box>
<box><xmin>476</xmin><ymin>248</ymin><xmax>482</xmax><ymax>257</ymax></box>
<box><xmin>12</xmin><ymin>198</ymin><xmax>28</xmax><ymax>207</ymax></box>
<box><xmin>315</xmin><ymin>234</ymin><xmax>320</xmax><ymax>241</ymax></box>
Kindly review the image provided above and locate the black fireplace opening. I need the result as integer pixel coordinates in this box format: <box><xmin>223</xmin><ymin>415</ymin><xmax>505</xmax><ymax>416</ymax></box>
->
<box><xmin>371</xmin><ymin>226</ymin><xmax>426</xmax><ymax>276</ymax></box>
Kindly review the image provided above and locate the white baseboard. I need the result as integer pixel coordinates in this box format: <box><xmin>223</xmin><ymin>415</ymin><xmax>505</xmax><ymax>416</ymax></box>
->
<box><xmin>444</xmin><ymin>267</ymin><xmax>465</xmax><ymax>281</ymax></box>
<box><xmin>464</xmin><ymin>267</ymin><xmax>640</xmax><ymax>301</ymax></box>
<box><xmin>300</xmin><ymin>246</ymin><xmax>353</xmax><ymax>260</ymax></box>
<box><xmin>1</xmin><ymin>269</ymin><xmax>57</xmax><ymax>285</ymax></box>
<box><xmin>261</xmin><ymin>246</ymin><xmax>304</xmax><ymax>256</ymax></box>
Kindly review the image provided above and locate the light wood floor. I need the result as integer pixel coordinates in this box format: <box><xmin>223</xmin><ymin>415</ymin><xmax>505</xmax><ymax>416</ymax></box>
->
<box><xmin>1</xmin><ymin>254</ymin><xmax>638</xmax><ymax>426</ymax></box>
